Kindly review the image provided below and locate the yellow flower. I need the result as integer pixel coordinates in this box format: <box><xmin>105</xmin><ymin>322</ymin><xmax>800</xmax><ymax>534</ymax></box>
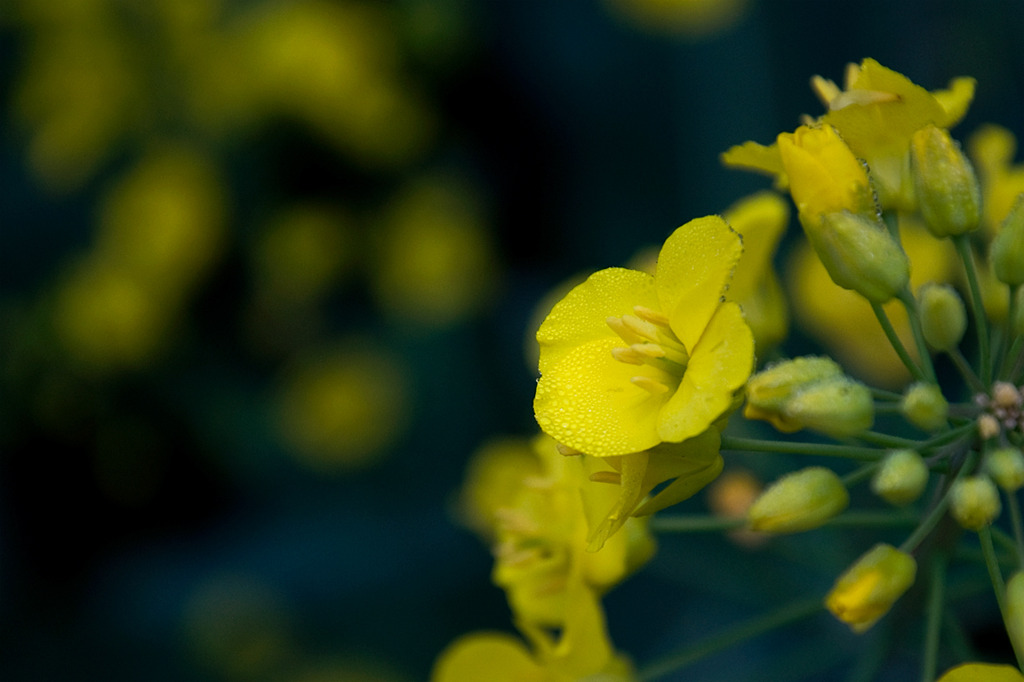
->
<box><xmin>936</xmin><ymin>663</ymin><xmax>1024</xmax><ymax>682</ymax></box>
<box><xmin>814</xmin><ymin>59</ymin><xmax>975</xmax><ymax>209</ymax></box>
<box><xmin>459</xmin><ymin>435</ymin><xmax>655</xmax><ymax>625</ymax></box>
<box><xmin>431</xmin><ymin>580</ymin><xmax>635</xmax><ymax>682</ymax></box>
<box><xmin>724</xmin><ymin>59</ymin><xmax>975</xmax><ymax>211</ymax></box>
<box><xmin>722</xmin><ymin>192</ymin><xmax>790</xmax><ymax>351</ymax></box>
<box><xmin>968</xmin><ymin>124</ymin><xmax>1024</xmax><ymax>238</ymax></box>
<box><xmin>777</xmin><ymin>124</ymin><xmax>876</xmax><ymax>219</ymax></box>
<box><xmin>825</xmin><ymin>543</ymin><xmax>917</xmax><ymax>633</ymax></box>
<box><xmin>534</xmin><ymin>215</ymin><xmax>754</xmax><ymax>457</ymax></box>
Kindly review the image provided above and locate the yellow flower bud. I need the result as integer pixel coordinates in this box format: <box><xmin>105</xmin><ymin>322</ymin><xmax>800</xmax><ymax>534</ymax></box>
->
<box><xmin>805</xmin><ymin>210</ymin><xmax>911</xmax><ymax>304</ymax></box>
<box><xmin>986</xmin><ymin>447</ymin><xmax>1024</xmax><ymax>491</ymax></box>
<box><xmin>870</xmin><ymin>449</ymin><xmax>930</xmax><ymax>506</ymax></box>
<box><xmin>781</xmin><ymin>376</ymin><xmax>874</xmax><ymax>438</ymax></box>
<box><xmin>777</xmin><ymin>124</ymin><xmax>876</xmax><ymax>218</ymax></box>
<box><xmin>918</xmin><ymin>283</ymin><xmax>967</xmax><ymax>351</ymax></box>
<box><xmin>748</xmin><ymin>467</ymin><xmax>849</xmax><ymax>534</ymax></box>
<box><xmin>825</xmin><ymin>543</ymin><xmax>917</xmax><ymax>633</ymax></box>
<box><xmin>950</xmin><ymin>475</ymin><xmax>1002</xmax><ymax>531</ymax></box>
<box><xmin>991</xmin><ymin>195</ymin><xmax>1024</xmax><ymax>285</ymax></box>
<box><xmin>900</xmin><ymin>381</ymin><xmax>949</xmax><ymax>432</ymax></box>
<box><xmin>1006</xmin><ymin>572</ymin><xmax>1024</xmax><ymax>663</ymax></box>
<box><xmin>745</xmin><ymin>356</ymin><xmax>843</xmax><ymax>418</ymax></box>
<box><xmin>910</xmin><ymin>125</ymin><xmax>981</xmax><ymax>237</ymax></box>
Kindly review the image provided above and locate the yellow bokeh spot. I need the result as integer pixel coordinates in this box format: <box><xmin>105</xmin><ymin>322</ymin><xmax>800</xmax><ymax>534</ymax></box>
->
<box><xmin>372</xmin><ymin>175</ymin><xmax>498</xmax><ymax>326</ymax></box>
<box><xmin>276</xmin><ymin>344</ymin><xmax>409</xmax><ymax>471</ymax></box>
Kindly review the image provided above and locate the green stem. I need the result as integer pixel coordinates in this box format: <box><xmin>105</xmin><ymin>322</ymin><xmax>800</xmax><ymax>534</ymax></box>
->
<box><xmin>841</xmin><ymin>463</ymin><xmax>880</xmax><ymax>487</ymax></box>
<box><xmin>947</xmin><ymin>347</ymin><xmax>988</xmax><ymax>394</ymax></box>
<box><xmin>858</xmin><ymin>430</ymin><xmax>921</xmax><ymax>449</ymax></box>
<box><xmin>922</xmin><ymin>555</ymin><xmax>947</xmax><ymax>682</ymax></box>
<box><xmin>998</xmin><ymin>284</ymin><xmax>1020</xmax><ymax>380</ymax></box>
<box><xmin>649</xmin><ymin>515</ymin><xmax>745</xmax><ymax>533</ymax></box>
<box><xmin>1007</xmin><ymin>490</ymin><xmax>1024</xmax><ymax>570</ymax></box>
<box><xmin>721</xmin><ymin>436</ymin><xmax>885</xmax><ymax>462</ymax></box>
<box><xmin>637</xmin><ymin>598</ymin><xmax>824</xmax><ymax>681</ymax></box>
<box><xmin>954</xmin><ymin>234</ymin><xmax>993</xmax><ymax>386</ymax></box>
<box><xmin>978</xmin><ymin>525</ymin><xmax>1024</xmax><ymax>671</ymax></box>
<box><xmin>900</xmin><ymin>287</ymin><xmax>939</xmax><ymax>384</ymax></box>
<box><xmin>871</xmin><ymin>301</ymin><xmax>928</xmax><ymax>382</ymax></box>
<box><xmin>901</xmin><ymin>451</ymin><xmax>977</xmax><ymax>553</ymax></box>
<box><xmin>872</xmin><ymin>387</ymin><xmax>905</xmax><ymax>401</ymax></box>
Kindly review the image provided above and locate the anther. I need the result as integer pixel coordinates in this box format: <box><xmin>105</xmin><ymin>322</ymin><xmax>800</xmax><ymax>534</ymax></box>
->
<box><xmin>633</xmin><ymin>305</ymin><xmax>671</xmax><ymax>327</ymax></box>
<box><xmin>607</xmin><ymin>316</ymin><xmax>645</xmax><ymax>345</ymax></box>
<box><xmin>621</xmin><ymin>314</ymin><xmax>661</xmax><ymax>342</ymax></box>
<box><xmin>589</xmin><ymin>471</ymin><xmax>622</xmax><ymax>485</ymax></box>
<box><xmin>631</xmin><ymin>375</ymin><xmax>671</xmax><ymax>395</ymax></box>
<box><xmin>611</xmin><ymin>347</ymin><xmax>646</xmax><ymax>365</ymax></box>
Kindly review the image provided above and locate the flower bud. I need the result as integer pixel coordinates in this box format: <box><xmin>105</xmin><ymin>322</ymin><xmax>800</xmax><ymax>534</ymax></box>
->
<box><xmin>950</xmin><ymin>475</ymin><xmax>1002</xmax><ymax>531</ymax></box>
<box><xmin>777</xmin><ymin>124</ymin><xmax>877</xmax><ymax>218</ymax></box>
<box><xmin>986</xmin><ymin>447</ymin><xmax>1024</xmax><ymax>492</ymax></box>
<box><xmin>748</xmin><ymin>466</ymin><xmax>849</xmax><ymax>533</ymax></box>
<box><xmin>900</xmin><ymin>381</ymin><xmax>949</xmax><ymax>432</ymax></box>
<box><xmin>910</xmin><ymin>125</ymin><xmax>981</xmax><ymax>237</ymax></box>
<box><xmin>781</xmin><ymin>377</ymin><xmax>874</xmax><ymax>438</ymax></box>
<box><xmin>871</xmin><ymin>449</ymin><xmax>930</xmax><ymax>506</ymax></box>
<box><xmin>991</xmin><ymin>195</ymin><xmax>1024</xmax><ymax>285</ymax></box>
<box><xmin>745</xmin><ymin>356</ymin><xmax>843</xmax><ymax>423</ymax></box>
<box><xmin>1006</xmin><ymin>572</ymin><xmax>1024</xmax><ymax>662</ymax></box>
<box><xmin>804</xmin><ymin>210</ymin><xmax>911</xmax><ymax>304</ymax></box>
<box><xmin>825</xmin><ymin>543</ymin><xmax>917</xmax><ymax>633</ymax></box>
<box><xmin>918</xmin><ymin>283</ymin><xmax>967</xmax><ymax>351</ymax></box>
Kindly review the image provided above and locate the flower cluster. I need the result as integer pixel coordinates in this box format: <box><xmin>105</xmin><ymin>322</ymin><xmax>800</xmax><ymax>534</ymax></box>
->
<box><xmin>437</xmin><ymin>58</ymin><xmax>1024</xmax><ymax>680</ymax></box>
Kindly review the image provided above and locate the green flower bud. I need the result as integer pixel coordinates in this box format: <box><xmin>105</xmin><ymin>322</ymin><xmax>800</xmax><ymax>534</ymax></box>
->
<box><xmin>802</xmin><ymin>210</ymin><xmax>911</xmax><ymax>304</ymax></box>
<box><xmin>985</xmin><ymin>447</ymin><xmax>1024</xmax><ymax>491</ymax></box>
<box><xmin>826</xmin><ymin>543</ymin><xmax>917</xmax><ymax>633</ymax></box>
<box><xmin>991</xmin><ymin>195</ymin><xmax>1024</xmax><ymax>285</ymax></box>
<box><xmin>918</xmin><ymin>283</ymin><xmax>968</xmax><ymax>352</ymax></box>
<box><xmin>1006</xmin><ymin>572</ymin><xmax>1024</xmax><ymax>660</ymax></box>
<box><xmin>745</xmin><ymin>356</ymin><xmax>843</xmax><ymax>418</ymax></box>
<box><xmin>910</xmin><ymin>125</ymin><xmax>981</xmax><ymax>237</ymax></box>
<box><xmin>950</xmin><ymin>475</ymin><xmax>1002</xmax><ymax>531</ymax></box>
<box><xmin>781</xmin><ymin>377</ymin><xmax>874</xmax><ymax>438</ymax></box>
<box><xmin>748</xmin><ymin>466</ymin><xmax>849</xmax><ymax>534</ymax></box>
<box><xmin>900</xmin><ymin>381</ymin><xmax>949</xmax><ymax>432</ymax></box>
<box><xmin>871</xmin><ymin>449</ymin><xmax>930</xmax><ymax>506</ymax></box>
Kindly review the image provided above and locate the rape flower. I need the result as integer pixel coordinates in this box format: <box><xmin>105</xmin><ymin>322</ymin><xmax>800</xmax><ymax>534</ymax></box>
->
<box><xmin>460</xmin><ymin>435</ymin><xmax>655</xmax><ymax>625</ymax></box>
<box><xmin>722</xmin><ymin>192</ymin><xmax>790</xmax><ymax>351</ymax></box>
<box><xmin>723</xmin><ymin>59</ymin><xmax>975</xmax><ymax>211</ymax></box>
<box><xmin>936</xmin><ymin>663</ymin><xmax>1024</xmax><ymax>682</ymax></box>
<box><xmin>431</xmin><ymin>580</ymin><xmax>634</xmax><ymax>682</ymax></box>
<box><xmin>534</xmin><ymin>215</ymin><xmax>754</xmax><ymax>457</ymax></box>
<box><xmin>825</xmin><ymin>543</ymin><xmax>917</xmax><ymax>633</ymax></box>
<box><xmin>776</xmin><ymin>124</ymin><xmax>876</xmax><ymax>220</ymax></box>
<box><xmin>968</xmin><ymin>124</ymin><xmax>1024</xmax><ymax>238</ymax></box>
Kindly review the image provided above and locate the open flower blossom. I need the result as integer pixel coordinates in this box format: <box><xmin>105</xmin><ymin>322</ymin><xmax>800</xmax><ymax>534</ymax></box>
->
<box><xmin>534</xmin><ymin>215</ymin><xmax>754</xmax><ymax>457</ymax></box>
<box><xmin>431</xmin><ymin>578</ymin><xmax>634</xmax><ymax>682</ymax></box>
<box><xmin>723</xmin><ymin>58</ymin><xmax>975</xmax><ymax>211</ymax></box>
<box><xmin>458</xmin><ymin>435</ymin><xmax>655</xmax><ymax>625</ymax></box>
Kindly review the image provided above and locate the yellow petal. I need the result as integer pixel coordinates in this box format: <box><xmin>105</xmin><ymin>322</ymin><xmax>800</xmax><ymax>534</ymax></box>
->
<box><xmin>537</xmin><ymin>267</ymin><xmax>658</xmax><ymax>375</ymax></box>
<box><xmin>535</xmin><ymin>335</ymin><xmax>669</xmax><ymax>456</ymax></box>
<box><xmin>933</xmin><ymin>76</ymin><xmax>976</xmax><ymax>128</ymax></box>
<box><xmin>720</xmin><ymin>139</ymin><xmax>788</xmax><ymax>188</ymax></box>
<box><xmin>937</xmin><ymin>663</ymin><xmax>1024</xmax><ymax>682</ymax></box>
<box><xmin>657</xmin><ymin>301</ymin><xmax>754</xmax><ymax>442</ymax></box>
<box><xmin>431</xmin><ymin>632</ymin><xmax>545</xmax><ymax>682</ymax></box>
<box><xmin>656</xmin><ymin>216</ymin><xmax>743</xmax><ymax>351</ymax></box>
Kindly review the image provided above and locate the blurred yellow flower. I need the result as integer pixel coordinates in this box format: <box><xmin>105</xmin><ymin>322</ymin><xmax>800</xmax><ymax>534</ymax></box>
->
<box><xmin>371</xmin><ymin>174</ymin><xmax>499</xmax><ymax>327</ymax></box>
<box><xmin>534</xmin><ymin>215</ymin><xmax>753</xmax><ymax>457</ymax></box>
<box><xmin>936</xmin><ymin>663</ymin><xmax>1024</xmax><ymax>682</ymax></box>
<box><xmin>276</xmin><ymin>343</ymin><xmax>409</xmax><ymax>471</ymax></box>
<box><xmin>722</xmin><ymin>192</ymin><xmax>790</xmax><ymax>352</ymax></box>
<box><xmin>968</xmin><ymin>124</ymin><xmax>1024</xmax><ymax>238</ymax></box>
<box><xmin>459</xmin><ymin>435</ymin><xmax>655</xmax><ymax>625</ymax></box>
<box><xmin>96</xmin><ymin>146</ymin><xmax>226</xmax><ymax>299</ymax></box>
<box><xmin>604</xmin><ymin>0</ymin><xmax>749</xmax><ymax>39</ymax></box>
<box><xmin>431</xmin><ymin>580</ymin><xmax>634</xmax><ymax>682</ymax></box>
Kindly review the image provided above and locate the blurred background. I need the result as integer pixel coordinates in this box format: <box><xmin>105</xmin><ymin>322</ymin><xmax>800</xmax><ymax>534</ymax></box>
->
<box><xmin>2</xmin><ymin>1</ymin><xmax>1024</xmax><ymax>680</ymax></box>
